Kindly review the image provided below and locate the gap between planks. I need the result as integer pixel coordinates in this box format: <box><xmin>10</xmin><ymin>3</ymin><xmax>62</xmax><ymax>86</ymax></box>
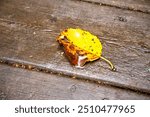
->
<box><xmin>73</xmin><ymin>0</ymin><xmax>150</xmax><ymax>14</ymax></box>
<box><xmin>0</xmin><ymin>57</ymin><xmax>150</xmax><ymax>96</ymax></box>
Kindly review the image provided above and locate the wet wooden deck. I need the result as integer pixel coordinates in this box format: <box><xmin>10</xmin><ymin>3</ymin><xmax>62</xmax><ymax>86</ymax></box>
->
<box><xmin>0</xmin><ymin>0</ymin><xmax>150</xmax><ymax>99</ymax></box>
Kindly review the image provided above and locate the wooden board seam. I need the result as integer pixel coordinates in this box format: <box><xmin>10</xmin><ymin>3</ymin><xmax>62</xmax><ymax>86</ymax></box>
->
<box><xmin>1</xmin><ymin>57</ymin><xmax>150</xmax><ymax>95</ymax></box>
<box><xmin>73</xmin><ymin>0</ymin><xmax>150</xmax><ymax>14</ymax></box>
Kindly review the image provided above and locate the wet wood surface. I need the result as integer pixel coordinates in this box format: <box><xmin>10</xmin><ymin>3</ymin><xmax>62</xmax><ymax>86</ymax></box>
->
<box><xmin>0</xmin><ymin>0</ymin><xmax>150</xmax><ymax>99</ymax></box>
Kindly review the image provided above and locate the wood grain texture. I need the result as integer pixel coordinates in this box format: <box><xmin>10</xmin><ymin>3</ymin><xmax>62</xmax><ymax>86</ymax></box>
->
<box><xmin>0</xmin><ymin>64</ymin><xmax>149</xmax><ymax>100</ymax></box>
<box><xmin>0</xmin><ymin>0</ymin><xmax>150</xmax><ymax>94</ymax></box>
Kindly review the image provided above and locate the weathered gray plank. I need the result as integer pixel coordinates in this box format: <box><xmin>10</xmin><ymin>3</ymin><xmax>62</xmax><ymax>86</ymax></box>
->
<box><xmin>0</xmin><ymin>0</ymin><xmax>150</xmax><ymax>94</ymax></box>
<box><xmin>0</xmin><ymin>64</ymin><xmax>149</xmax><ymax>100</ymax></box>
<box><xmin>75</xmin><ymin>0</ymin><xmax>150</xmax><ymax>13</ymax></box>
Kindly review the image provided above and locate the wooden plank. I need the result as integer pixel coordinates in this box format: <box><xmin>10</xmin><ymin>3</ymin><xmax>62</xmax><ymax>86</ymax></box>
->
<box><xmin>75</xmin><ymin>0</ymin><xmax>150</xmax><ymax>14</ymax></box>
<box><xmin>0</xmin><ymin>64</ymin><xmax>149</xmax><ymax>100</ymax></box>
<box><xmin>0</xmin><ymin>0</ymin><xmax>150</xmax><ymax>94</ymax></box>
